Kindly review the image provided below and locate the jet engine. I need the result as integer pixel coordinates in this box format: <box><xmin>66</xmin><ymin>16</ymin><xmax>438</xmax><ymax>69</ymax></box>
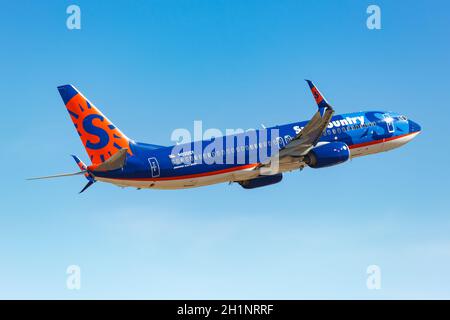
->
<box><xmin>304</xmin><ymin>142</ymin><xmax>350</xmax><ymax>168</ymax></box>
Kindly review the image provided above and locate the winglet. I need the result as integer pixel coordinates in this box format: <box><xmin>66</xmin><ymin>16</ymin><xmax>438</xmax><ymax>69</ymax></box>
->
<box><xmin>305</xmin><ymin>80</ymin><xmax>333</xmax><ymax>115</ymax></box>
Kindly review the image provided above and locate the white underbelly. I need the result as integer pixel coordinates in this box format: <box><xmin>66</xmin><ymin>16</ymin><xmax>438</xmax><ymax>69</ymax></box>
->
<box><xmin>350</xmin><ymin>132</ymin><xmax>420</xmax><ymax>158</ymax></box>
<box><xmin>96</xmin><ymin>165</ymin><xmax>261</xmax><ymax>190</ymax></box>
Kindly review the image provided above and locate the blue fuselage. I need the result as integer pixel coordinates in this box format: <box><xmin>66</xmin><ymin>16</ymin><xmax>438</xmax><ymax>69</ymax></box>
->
<box><xmin>92</xmin><ymin>110</ymin><xmax>421</xmax><ymax>184</ymax></box>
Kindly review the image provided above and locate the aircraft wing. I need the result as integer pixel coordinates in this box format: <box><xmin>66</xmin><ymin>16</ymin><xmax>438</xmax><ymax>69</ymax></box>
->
<box><xmin>259</xmin><ymin>80</ymin><xmax>334</xmax><ymax>172</ymax></box>
<box><xmin>90</xmin><ymin>148</ymin><xmax>128</xmax><ymax>171</ymax></box>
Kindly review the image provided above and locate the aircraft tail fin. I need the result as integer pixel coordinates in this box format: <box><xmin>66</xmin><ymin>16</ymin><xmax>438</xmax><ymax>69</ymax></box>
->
<box><xmin>57</xmin><ymin>85</ymin><xmax>133</xmax><ymax>164</ymax></box>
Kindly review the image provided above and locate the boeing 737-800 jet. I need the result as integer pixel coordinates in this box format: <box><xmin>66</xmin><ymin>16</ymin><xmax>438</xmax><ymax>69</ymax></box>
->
<box><xmin>29</xmin><ymin>80</ymin><xmax>421</xmax><ymax>192</ymax></box>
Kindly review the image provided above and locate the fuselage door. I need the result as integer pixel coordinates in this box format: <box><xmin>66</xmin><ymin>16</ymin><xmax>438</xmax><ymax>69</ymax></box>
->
<box><xmin>148</xmin><ymin>157</ymin><xmax>160</xmax><ymax>177</ymax></box>
<box><xmin>383</xmin><ymin>114</ymin><xmax>395</xmax><ymax>133</ymax></box>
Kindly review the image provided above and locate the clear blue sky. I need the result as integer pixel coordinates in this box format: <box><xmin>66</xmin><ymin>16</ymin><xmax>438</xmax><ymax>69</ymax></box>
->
<box><xmin>1</xmin><ymin>0</ymin><xmax>450</xmax><ymax>299</ymax></box>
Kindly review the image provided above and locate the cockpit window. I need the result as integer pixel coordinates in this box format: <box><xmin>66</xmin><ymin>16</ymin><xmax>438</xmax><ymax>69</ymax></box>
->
<box><xmin>398</xmin><ymin>115</ymin><xmax>408</xmax><ymax>121</ymax></box>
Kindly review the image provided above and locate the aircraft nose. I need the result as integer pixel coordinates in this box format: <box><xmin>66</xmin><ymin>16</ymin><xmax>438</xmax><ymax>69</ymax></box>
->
<box><xmin>408</xmin><ymin>119</ymin><xmax>422</xmax><ymax>133</ymax></box>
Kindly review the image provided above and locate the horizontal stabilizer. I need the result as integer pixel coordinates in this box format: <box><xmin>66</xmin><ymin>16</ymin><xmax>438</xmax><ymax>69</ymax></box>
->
<box><xmin>79</xmin><ymin>180</ymin><xmax>95</xmax><ymax>194</ymax></box>
<box><xmin>27</xmin><ymin>171</ymin><xmax>87</xmax><ymax>180</ymax></box>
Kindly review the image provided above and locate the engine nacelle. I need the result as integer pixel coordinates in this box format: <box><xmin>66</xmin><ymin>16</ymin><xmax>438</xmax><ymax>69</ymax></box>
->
<box><xmin>305</xmin><ymin>142</ymin><xmax>350</xmax><ymax>168</ymax></box>
<box><xmin>239</xmin><ymin>174</ymin><xmax>283</xmax><ymax>189</ymax></box>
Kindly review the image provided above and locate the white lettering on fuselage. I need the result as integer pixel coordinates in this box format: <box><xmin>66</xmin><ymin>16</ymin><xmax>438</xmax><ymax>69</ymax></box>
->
<box><xmin>293</xmin><ymin>116</ymin><xmax>365</xmax><ymax>134</ymax></box>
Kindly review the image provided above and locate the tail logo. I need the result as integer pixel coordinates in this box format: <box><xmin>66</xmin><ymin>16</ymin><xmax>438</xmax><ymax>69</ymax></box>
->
<box><xmin>82</xmin><ymin>114</ymin><xmax>110</xmax><ymax>150</ymax></box>
<box><xmin>63</xmin><ymin>91</ymin><xmax>131</xmax><ymax>163</ymax></box>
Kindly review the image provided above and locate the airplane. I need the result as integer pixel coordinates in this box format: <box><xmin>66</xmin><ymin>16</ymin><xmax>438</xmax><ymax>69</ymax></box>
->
<box><xmin>28</xmin><ymin>80</ymin><xmax>421</xmax><ymax>192</ymax></box>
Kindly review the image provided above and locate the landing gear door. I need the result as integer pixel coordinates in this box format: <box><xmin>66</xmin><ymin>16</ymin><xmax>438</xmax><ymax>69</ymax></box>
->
<box><xmin>148</xmin><ymin>157</ymin><xmax>160</xmax><ymax>177</ymax></box>
<box><xmin>383</xmin><ymin>114</ymin><xmax>395</xmax><ymax>133</ymax></box>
